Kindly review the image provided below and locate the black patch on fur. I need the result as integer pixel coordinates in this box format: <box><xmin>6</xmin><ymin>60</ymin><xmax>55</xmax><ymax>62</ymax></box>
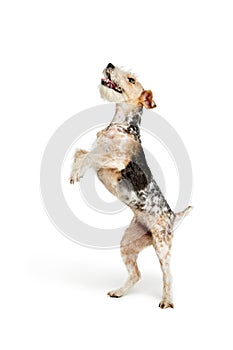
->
<box><xmin>121</xmin><ymin>148</ymin><xmax>152</xmax><ymax>191</ymax></box>
<box><xmin>126</xmin><ymin>124</ymin><xmax>141</xmax><ymax>143</ymax></box>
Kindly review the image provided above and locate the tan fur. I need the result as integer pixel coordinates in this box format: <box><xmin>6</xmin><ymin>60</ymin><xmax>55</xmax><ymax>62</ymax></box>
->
<box><xmin>70</xmin><ymin>149</ymin><xmax>88</xmax><ymax>183</ymax></box>
<box><xmin>97</xmin><ymin>168</ymin><xmax>121</xmax><ymax>197</ymax></box>
<box><xmin>108</xmin><ymin>219</ymin><xmax>153</xmax><ymax>298</ymax></box>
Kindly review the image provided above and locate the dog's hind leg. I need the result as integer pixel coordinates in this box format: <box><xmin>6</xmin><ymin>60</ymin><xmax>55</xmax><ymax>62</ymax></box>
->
<box><xmin>151</xmin><ymin>228</ymin><xmax>174</xmax><ymax>309</ymax></box>
<box><xmin>108</xmin><ymin>219</ymin><xmax>152</xmax><ymax>298</ymax></box>
<box><xmin>70</xmin><ymin>149</ymin><xmax>89</xmax><ymax>184</ymax></box>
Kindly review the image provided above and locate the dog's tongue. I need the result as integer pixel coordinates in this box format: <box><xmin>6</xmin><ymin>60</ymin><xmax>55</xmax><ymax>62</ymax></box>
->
<box><xmin>108</xmin><ymin>80</ymin><xmax>116</xmax><ymax>88</ymax></box>
<box><xmin>102</xmin><ymin>78</ymin><xmax>116</xmax><ymax>89</ymax></box>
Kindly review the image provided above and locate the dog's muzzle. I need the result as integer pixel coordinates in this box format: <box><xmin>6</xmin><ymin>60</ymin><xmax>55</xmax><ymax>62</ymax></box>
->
<box><xmin>101</xmin><ymin>63</ymin><xmax>122</xmax><ymax>93</ymax></box>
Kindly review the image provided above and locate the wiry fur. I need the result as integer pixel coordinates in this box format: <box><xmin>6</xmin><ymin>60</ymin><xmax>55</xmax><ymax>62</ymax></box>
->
<box><xmin>70</xmin><ymin>64</ymin><xmax>192</xmax><ymax>309</ymax></box>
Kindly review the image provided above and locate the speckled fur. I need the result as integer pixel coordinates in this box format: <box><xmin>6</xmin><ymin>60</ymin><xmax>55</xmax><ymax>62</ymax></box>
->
<box><xmin>70</xmin><ymin>64</ymin><xmax>192</xmax><ymax>309</ymax></box>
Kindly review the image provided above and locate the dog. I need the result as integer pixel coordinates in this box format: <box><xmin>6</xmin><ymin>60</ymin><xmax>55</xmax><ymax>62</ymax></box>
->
<box><xmin>70</xmin><ymin>63</ymin><xmax>192</xmax><ymax>308</ymax></box>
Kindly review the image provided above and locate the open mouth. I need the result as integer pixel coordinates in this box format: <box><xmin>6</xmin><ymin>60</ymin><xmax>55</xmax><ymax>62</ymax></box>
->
<box><xmin>101</xmin><ymin>77</ymin><xmax>123</xmax><ymax>93</ymax></box>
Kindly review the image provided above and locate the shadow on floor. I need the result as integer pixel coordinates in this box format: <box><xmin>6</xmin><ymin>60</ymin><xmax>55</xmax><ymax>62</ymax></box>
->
<box><xmin>29</xmin><ymin>255</ymin><xmax>162</xmax><ymax>299</ymax></box>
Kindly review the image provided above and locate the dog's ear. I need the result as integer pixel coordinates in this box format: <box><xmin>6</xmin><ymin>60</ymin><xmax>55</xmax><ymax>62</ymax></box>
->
<box><xmin>139</xmin><ymin>90</ymin><xmax>156</xmax><ymax>109</ymax></box>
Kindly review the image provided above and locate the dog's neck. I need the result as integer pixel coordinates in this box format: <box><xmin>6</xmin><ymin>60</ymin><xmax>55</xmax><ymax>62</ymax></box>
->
<box><xmin>111</xmin><ymin>103</ymin><xmax>143</xmax><ymax>126</ymax></box>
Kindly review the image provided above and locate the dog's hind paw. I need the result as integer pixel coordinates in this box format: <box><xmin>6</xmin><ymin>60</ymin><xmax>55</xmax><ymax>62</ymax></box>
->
<box><xmin>159</xmin><ymin>300</ymin><xmax>174</xmax><ymax>309</ymax></box>
<box><xmin>107</xmin><ymin>289</ymin><xmax>124</xmax><ymax>298</ymax></box>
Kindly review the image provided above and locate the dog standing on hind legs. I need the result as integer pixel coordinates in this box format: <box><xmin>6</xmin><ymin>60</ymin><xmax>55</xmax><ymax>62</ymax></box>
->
<box><xmin>70</xmin><ymin>63</ymin><xmax>192</xmax><ymax>309</ymax></box>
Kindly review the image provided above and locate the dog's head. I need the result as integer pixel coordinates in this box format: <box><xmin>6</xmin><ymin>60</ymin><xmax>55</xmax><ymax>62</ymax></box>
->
<box><xmin>99</xmin><ymin>63</ymin><xmax>156</xmax><ymax>109</ymax></box>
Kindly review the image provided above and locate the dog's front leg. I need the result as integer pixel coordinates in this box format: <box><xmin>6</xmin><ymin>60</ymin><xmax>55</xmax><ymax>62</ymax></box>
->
<box><xmin>70</xmin><ymin>149</ymin><xmax>89</xmax><ymax>184</ymax></box>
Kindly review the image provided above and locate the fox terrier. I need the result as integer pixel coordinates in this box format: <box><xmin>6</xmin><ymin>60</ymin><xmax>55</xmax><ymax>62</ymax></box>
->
<box><xmin>70</xmin><ymin>63</ymin><xmax>192</xmax><ymax>309</ymax></box>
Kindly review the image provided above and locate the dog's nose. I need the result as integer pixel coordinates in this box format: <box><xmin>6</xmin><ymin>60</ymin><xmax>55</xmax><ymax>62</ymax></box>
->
<box><xmin>107</xmin><ymin>63</ymin><xmax>115</xmax><ymax>69</ymax></box>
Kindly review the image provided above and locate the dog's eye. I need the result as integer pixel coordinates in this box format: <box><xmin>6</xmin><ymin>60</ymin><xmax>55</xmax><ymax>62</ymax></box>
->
<box><xmin>128</xmin><ymin>77</ymin><xmax>135</xmax><ymax>84</ymax></box>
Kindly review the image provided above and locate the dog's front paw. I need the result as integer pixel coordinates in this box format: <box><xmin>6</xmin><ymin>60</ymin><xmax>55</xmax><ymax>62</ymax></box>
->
<box><xmin>107</xmin><ymin>289</ymin><xmax>124</xmax><ymax>298</ymax></box>
<box><xmin>70</xmin><ymin>175</ymin><xmax>79</xmax><ymax>184</ymax></box>
<box><xmin>159</xmin><ymin>300</ymin><xmax>174</xmax><ymax>309</ymax></box>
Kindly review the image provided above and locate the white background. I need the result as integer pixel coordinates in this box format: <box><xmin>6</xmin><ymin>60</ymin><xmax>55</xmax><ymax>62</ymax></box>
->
<box><xmin>1</xmin><ymin>1</ymin><xmax>233</xmax><ymax>349</ymax></box>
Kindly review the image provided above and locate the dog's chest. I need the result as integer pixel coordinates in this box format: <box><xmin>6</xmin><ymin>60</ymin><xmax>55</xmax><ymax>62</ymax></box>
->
<box><xmin>91</xmin><ymin>125</ymin><xmax>139</xmax><ymax>171</ymax></box>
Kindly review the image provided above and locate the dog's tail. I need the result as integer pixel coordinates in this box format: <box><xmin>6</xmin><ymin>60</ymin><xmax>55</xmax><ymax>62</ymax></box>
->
<box><xmin>174</xmin><ymin>205</ymin><xmax>193</xmax><ymax>227</ymax></box>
